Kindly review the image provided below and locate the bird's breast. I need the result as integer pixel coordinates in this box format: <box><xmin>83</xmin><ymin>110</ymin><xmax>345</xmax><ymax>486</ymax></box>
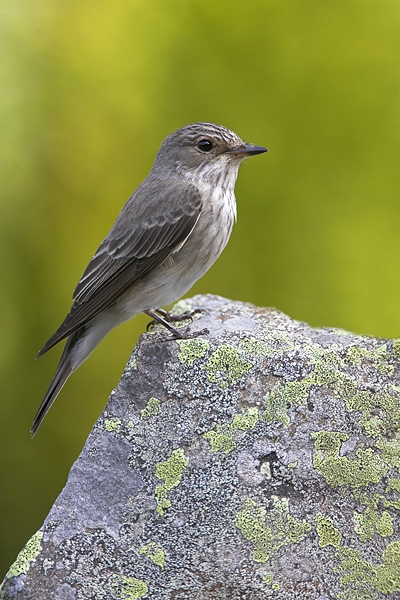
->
<box><xmin>117</xmin><ymin>182</ymin><xmax>237</xmax><ymax>314</ymax></box>
<box><xmin>173</xmin><ymin>182</ymin><xmax>237</xmax><ymax>280</ymax></box>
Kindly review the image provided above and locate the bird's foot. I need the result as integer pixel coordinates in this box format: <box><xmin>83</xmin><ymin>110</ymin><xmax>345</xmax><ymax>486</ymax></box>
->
<box><xmin>155</xmin><ymin>307</ymin><xmax>204</xmax><ymax>323</ymax></box>
<box><xmin>144</xmin><ymin>309</ymin><xmax>208</xmax><ymax>339</ymax></box>
<box><xmin>160</xmin><ymin>327</ymin><xmax>210</xmax><ymax>341</ymax></box>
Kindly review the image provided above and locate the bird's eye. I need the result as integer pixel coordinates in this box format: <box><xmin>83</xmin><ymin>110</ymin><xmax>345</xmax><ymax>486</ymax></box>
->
<box><xmin>197</xmin><ymin>139</ymin><xmax>213</xmax><ymax>152</ymax></box>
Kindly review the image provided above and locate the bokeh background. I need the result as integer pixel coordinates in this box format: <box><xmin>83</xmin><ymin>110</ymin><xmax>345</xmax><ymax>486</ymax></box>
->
<box><xmin>1</xmin><ymin>0</ymin><xmax>399</xmax><ymax>577</ymax></box>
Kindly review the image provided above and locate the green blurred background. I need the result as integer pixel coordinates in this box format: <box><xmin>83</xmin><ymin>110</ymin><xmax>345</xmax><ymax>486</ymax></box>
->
<box><xmin>1</xmin><ymin>0</ymin><xmax>399</xmax><ymax>576</ymax></box>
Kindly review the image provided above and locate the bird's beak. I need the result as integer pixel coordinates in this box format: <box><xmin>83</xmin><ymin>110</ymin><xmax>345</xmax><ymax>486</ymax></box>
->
<box><xmin>227</xmin><ymin>143</ymin><xmax>268</xmax><ymax>157</ymax></box>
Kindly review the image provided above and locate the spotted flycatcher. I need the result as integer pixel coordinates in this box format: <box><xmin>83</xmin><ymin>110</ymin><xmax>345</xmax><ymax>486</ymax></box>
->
<box><xmin>32</xmin><ymin>123</ymin><xmax>267</xmax><ymax>434</ymax></box>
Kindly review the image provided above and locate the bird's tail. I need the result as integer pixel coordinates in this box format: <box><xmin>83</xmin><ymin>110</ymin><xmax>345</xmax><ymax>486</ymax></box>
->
<box><xmin>31</xmin><ymin>329</ymin><xmax>82</xmax><ymax>437</ymax></box>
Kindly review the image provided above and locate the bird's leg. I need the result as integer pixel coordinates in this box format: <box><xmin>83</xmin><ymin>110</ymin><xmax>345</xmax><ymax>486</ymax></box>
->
<box><xmin>155</xmin><ymin>307</ymin><xmax>203</xmax><ymax>323</ymax></box>
<box><xmin>144</xmin><ymin>309</ymin><xmax>209</xmax><ymax>340</ymax></box>
<box><xmin>144</xmin><ymin>309</ymin><xmax>185</xmax><ymax>338</ymax></box>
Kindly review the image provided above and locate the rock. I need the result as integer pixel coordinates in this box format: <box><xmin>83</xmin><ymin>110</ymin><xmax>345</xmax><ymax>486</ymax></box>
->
<box><xmin>2</xmin><ymin>295</ymin><xmax>399</xmax><ymax>599</ymax></box>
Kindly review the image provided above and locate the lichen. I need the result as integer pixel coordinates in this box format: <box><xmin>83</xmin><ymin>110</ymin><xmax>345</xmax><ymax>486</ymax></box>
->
<box><xmin>316</xmin><ymin>513</ymin><xmax>342</xmax><ymax>548</ymax></box>
<box><xmin>262</xmin><ymin>376</ymin><xmax>312</xmax><ymax>427</ymax></box>
<box><xmin>109</xmin><ymin>574</ymin><xmax>148</xmax><ymax>599</ymax></box>
<box><xmin>353</xmin><ymin>494</ymin><xmax>393</xmax><ymax>542</ymax></box>
<box><xmin>272</xmin><ymin>583</ymin><xmax>281</xmax><ymax>591</ymax></box>
<box><xmin>345</xmin><ymin>389</ymin><xmax>399</xmax><ymax>437</ymax></box>
<box><xmin>262</xmin><ymin>574</ymin><xmax>281</xmax><ymax>590</ymax></box>
<box><xmin>311</xmin><ymin>431</ymin><xmax>398</xmax><ymax>489</ymax></box>
<box><xmin>203</xmin><ymin>407</ymin><xmax>259</xmax><ymax>453</ymax></box>
<box><xmin>373</xmin><ymin>541</ymin><xmax>400</xmax><ymax>594</ymax></box>
<box><xmin>4</xmin><ymin>530</ymin><xmax>43</xmax><ymax>579</ymax></box>
<box><xmin>105</xmin><ymin>418</ymin><xmax>121</xmax><ymax>433</ymax></box>
<box><xmin>203</xmin><ymin>344</ymin><xmax>252</xmax><ymax>387</ymax></box>
<box><xmin>154</xmin><ymin>449</ymin><xmax>189</xmax><ymax>515</ymax></box>
<box><xmin>169</xmin><ymin>299</ymin><xmax>191</xmax><ymax>316</ymax></box>
<box><xmin>336</xmin><ymin>546</ymin><xmax>378</xmax><ymax>600</ymax></box>
<box><xmin>262</xmin><ymin>382</ymin><xmax>291</xmax><ymax>427</ymax></box>
<box><xmin>385</xmin><ymin>478</ymin><xmax>400</xmax><ymax>510</ymax></box>
<box><xmin>128</xmin><ymin>355</ymin><xmax>137</xmax><ymax>369</ymax></box>
<box><xmin>240</xmin><ymin>337</ymin><xmax>270</xmax><ymax>356</ymax></box>
<box><xmin>176</xmin><ymin>338</ymin><xmax>209</xmax><ymax>366</ymax></box>
<box><xmin>236</xmin><ymin>496</ymin><xmax>311</xmax><ymax>563</ymax></box>
<box><xmin>344</xmin><ymin>344</ymin><xmax>394</xmax><ymax>375</ymax></box>
<box><xmin>336</xmin><ymin>541</ymin><xmax>400</xmax><ymax>599</ymax></box>
<box><xmin>140</xmin><ymin>397</ymin><xmax>160</xmax><ymax>418</ymax></box>
<box><xmin>392</xmin><ymin>339</ymin><xmax>400</xmax><ymax>360</ymax></box>
<box><xmin>139</xmin><ymin>542</ymin><xmax>165</xmax><ymax>568</ymax></box>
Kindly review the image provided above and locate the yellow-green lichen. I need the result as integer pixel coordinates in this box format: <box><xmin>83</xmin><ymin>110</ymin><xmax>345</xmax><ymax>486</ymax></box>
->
<box><xmin>154</xmin><ymin>449</ymin><xmax>189</xmax><ymax>515</ymax></box>
<box><xmin>204</xmin><ymin>407</ymin><xmax>259</xmax><ymax>453</ymax></box>
<box><xmin>373</xmin><ymin>541</ymin><xmax>400</xmax><ymax>595</ymax></box>
<box><xmin>176</xmin><ymin>338</ymin><xmax>209</xmax><ymax>366</ymax></box>
<box><xmin>353</xmin><ymin>494</ymin><xmax>393</xmax><ymax>542</ymax></box>
<box><xmin>4</xmin><ymin>531</ymin><xmax>43</xmax><ymax>579</ymax></box>
<box><xmin>262</xmin><ymin>383</ymin><xmax>290</xmax><ymax>427</ymax></box>
<box><xmin>262</xmin><ymin>376</ymin><xmax>312</xmax><ymax>427</ymax></box>
<box><xmin>316</xmin><ymin>513</ymin><xmax>342</xmax><ymax>548</ymax></box>
<box><xmin>392</xmin><ymin>339</ymin><xmax>400</xmax><ymax>360</ymax></box>
<box><xmin>109</xmin><ymin>574</ymin><xmax>148</xmax><ymax>599</ymax></box>
<box><xmin>139</xmin><ymin>542</ymin><xmax>165</xmax><ymax>568</ymax></box>
<box><xmin>385</xmin><ymin>478</ymin><xmax>400</xmax><ymax>510</ymax></box>
<box><xmin>262</xmin><ymin>573</ymin><xmax>281</xmax><ymax>590</ymax></box>
<box><xmin>272</xmin><ymin>583</ymin><xmax>281</xmax><ymax>591</ymax></box>
<box><xmin>264</xmin><ymin>333</ymin><xmax>298</xmax><ymax>354</ymax></box>
<box><xmin>169</xmin><ymin>299</ymin><xmax>191</xmax><ymax>316</ymax></box>
<box><xmin>345</xmin><ymin>344</ymin><xmax>394</xmax><ymax>376</ymax></box>
<box><xmin>260</xmin><ymin>340</ymin><xmax>398</xmax><ymax>432</ymax></box>
<box><xmin>346</xmin><ymin>389</ymin><xmax>399</xmax><ymax>437</ymax></box>
<box><xmin>236</xmin><ymin>496</ymin><xmax>311</xmax><ymax>563</ymax></box>
<box><xmin>105</xmin><ymin>418</ymin><xmax>121</xmax><ymax>433</ymax></box>
<box><xmin>386</xmin><ymin>478</ymin><xmax>400</xmax><ymax>493</ymax></box>
<box><xmin>240</xmin><ymin>337</ymin><xmax>271</xmax><ymax>356</ymax></box>
<box><xmin>336</xmin><ymin>541</ymin><xmax>400</xmax><ymax>599</ymax></box>
<box><xmin>203</xmin><ymin>344</ymin><xmax>252</xmax><ymax>387</ymax></box>
<box><xmin>311</xmin><ymin>431</ymin><xmax>397</xmax><ymax>489</ymax></box>
<box><xmin>140</xmin><ymin>397</ymin><xmax>160</xmax><ymax>418</ymax></box>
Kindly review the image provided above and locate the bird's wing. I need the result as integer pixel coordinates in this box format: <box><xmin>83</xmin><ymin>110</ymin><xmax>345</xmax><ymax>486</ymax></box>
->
<box><xmin>37</xmin><ymin>180</ymin><xmax>202</xmax><ymax>356</ymax></box>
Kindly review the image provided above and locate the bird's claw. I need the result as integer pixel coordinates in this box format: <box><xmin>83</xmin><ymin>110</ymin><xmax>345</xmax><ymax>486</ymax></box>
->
<box><xmin>156</xmin><ymin>307</ymin><xmax>204</xmax><ymax>323</ymax></box>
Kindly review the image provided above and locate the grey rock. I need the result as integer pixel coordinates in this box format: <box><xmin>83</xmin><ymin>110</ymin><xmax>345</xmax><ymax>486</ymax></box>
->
<box><xmin>2</xmin><ymin>295</ymin><xmax>399</xmax><ymax>599</ymax></box>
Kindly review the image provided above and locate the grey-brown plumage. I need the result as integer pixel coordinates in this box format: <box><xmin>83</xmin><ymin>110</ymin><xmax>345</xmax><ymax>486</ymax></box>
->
<box><xmin>32</xmin><ymin>123</ymin><xmax>267</xmax><ymax>435</ymax></box>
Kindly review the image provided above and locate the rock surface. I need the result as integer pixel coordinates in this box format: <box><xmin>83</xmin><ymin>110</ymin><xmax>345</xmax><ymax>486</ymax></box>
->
<box><xmin>2</xmin><ymin>295</ymin><xmax>400</xmax><ymax>600</ymax></box>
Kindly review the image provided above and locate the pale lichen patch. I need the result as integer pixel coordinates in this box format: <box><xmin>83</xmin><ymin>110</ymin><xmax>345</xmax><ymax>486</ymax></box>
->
<box><xmin>203</xmin><ymin>344</ymin><xmax>252</xmax><ymax>387</ymax></box>
<box><xmin>4</xmin><ymin>531</ymin><xmax>43</xmax><ymax>579</ymax></box>
<box><xmin>139</xmin><ymin>542</ymin><xmax>165</xmax><ymax>569</ymax></box>
<box><xmin>204</xmin><ymin>407</ymin><xmax>259</xmax><ymax>453</ymax></box>
<box><xmin>176</xmin><ymin>338</ymin><xmax>209</xmax><ymax>366</ymax></box>
<box><xmin>336</xmin><ymin>541</ymin><xmax>400</xmax><ymax>599</ymax></box>
<box><xmin>105</xmin><ymin>418</ymin><xmax>121</xmax><ymax>433</ymax></box>
<box><xmin>236</xmin><ymin>496</ymin><xmax>311</xmax><ymax>563</ymax></box>
<box><xmin>316</xmin><ymin>513</ymin><xmax>342</xmax><ymax>548</ymax></box>
<box><xmin>154</xmin><ymin>449</ymin><xmax>189</xmax><ymax>515</ymax></box>
<box><xmin>140</xmin><ymin>397</ymin><xmax>160</xmax><ymax>418</ymax></box>
<box><xmin>109</xmin><ymin>574</ymin><xmax>148</xmax><ymax>599</ymax></box>
<box><xmin>311</xmin><ymin>431</ymin><xmax>398</xmax><ymax>489</ymax></box>
<box><xmin>392</xmin><ymin>339</ymin><xmax>400</xmax><ymax>360</ymax></box>
<box><xmin>353</xmin><ymin>494</ymin><xmax>393</xmax><ymax>542</ymax></box>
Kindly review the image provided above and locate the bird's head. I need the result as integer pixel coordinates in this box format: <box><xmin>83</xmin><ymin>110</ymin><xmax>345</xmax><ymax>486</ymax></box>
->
<box><xmin>152</xmin><ymin>122</ymin><xmax>267</xmax><ymax>184</ymax></box>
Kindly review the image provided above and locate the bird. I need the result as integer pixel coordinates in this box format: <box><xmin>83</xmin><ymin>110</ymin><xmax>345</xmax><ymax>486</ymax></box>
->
<box><xmin>32</xmin><ymin>122</ymin><xmax>267</xmax><ymax>435</ymax></box>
